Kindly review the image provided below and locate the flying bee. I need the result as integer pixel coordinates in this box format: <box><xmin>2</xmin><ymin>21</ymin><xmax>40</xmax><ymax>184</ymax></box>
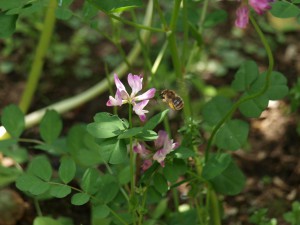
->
<box><xmin>160</xmin><ymin>89</ymin><xmax>184</xmax><ymax>110</ymax></box>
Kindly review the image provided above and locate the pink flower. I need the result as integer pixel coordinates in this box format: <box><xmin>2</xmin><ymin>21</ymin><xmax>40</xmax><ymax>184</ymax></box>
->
<box><xmin>249</xmin><ymin>0</ymin><xmax>273</xmax><ymax>15</ymax></box>
<box><xmin>153</xmin><ymin>130</ymin><xmax>179</xmax><ymax>167</ymax></box>
<box><xmin>235</xmin><ymin>6</ymin><xmax>249</xmax><ymax>29</ymax></box>
<box><xmin>134</xmin><ymin>130</ymin><xmax>179</xmax><ymax>171</ymax></box>
<box><xmin>234</xmin><ymin>0</ymin><xmax>274</xmax><ymax>29</ymax></box>
<box><xmin>107</xmin><ymin>74</ymin><xmax>156</xmax><ymax>121</ymax></box>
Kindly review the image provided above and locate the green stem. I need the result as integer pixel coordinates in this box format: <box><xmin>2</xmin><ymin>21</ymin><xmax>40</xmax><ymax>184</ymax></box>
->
<box><xmin>19</xmin><ymin>0</ymin><xmax>57</xmax><ymax>113</ymax></box>
<box><xmin>108</xmin><ymin>13</ymin><xmax>164</xmax><ymax>33</ymax></box>
<box><xmin>108</xmin><ymin>207</ymin><xmax>129</xmax><ymax>225</ymax></box>
<box><xmin>129</xmin><ymin>106</ymin><xmax>135</xmax><ymax>196</ymax></box>
<box><xmin>18</xmin><ymin>138</ymin><xmax>44</xmax><ymax>145</ymax></box>
<box><xmin>204</xmin><ymin>14</ymin><xmax>274</xmax><ymax>162</ymax></box>
<box><xmin>33</xmin><ymin>198</ymin><xmax>43</xmax><ymax>217</ymax></box>
<box><xmin>167</xmin><ymin>0</ymin><xmax>192</xmax><ymax>119</ymax></box>
<box><xmin>128</xmin><ymin>105</ymin><xmax>137</xmax><ymax>224</ymax></box>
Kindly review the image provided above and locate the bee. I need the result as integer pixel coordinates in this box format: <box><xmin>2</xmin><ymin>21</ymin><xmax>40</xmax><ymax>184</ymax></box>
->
<box><xmin>160</xmin><ymin>89</ymin><xmax>184</xmax><ymax>110</ymax></box>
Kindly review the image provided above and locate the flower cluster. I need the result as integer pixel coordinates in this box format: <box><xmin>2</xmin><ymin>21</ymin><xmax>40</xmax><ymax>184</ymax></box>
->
<box><xmin>107</xmin><ymin>73</ymin><xmax>156</xmax><ymax>121</ymax></box>
<box><xmin>235</xmin><ymin>0</ymin><xmax>274</xmax><ymax>29</ymax></box>
<box><xmin>134</xmin><ymin>130</ymin><xmax>179</xmax><ymax>170</ymax></box>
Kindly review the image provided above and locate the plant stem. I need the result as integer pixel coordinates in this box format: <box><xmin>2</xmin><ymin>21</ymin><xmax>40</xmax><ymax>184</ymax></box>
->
<box><xmin>19</xmin><ymin>0</ymin><xmax>57</xmax><ymax>113</ymax></box>
<box><xmin>33</xmin><ymin>198</ymin><xmax>43</xmax><ymax>217</ymax></box>
<box><xmin>129</xmin><ymin>106</ymin><xmax>135</xmax><ymax>196</ymax></box>
<box><xmin>204</xmin><ymin>14</ymin><xmax>274</xmax><ymax>163</ymax></box>
<box><xmin>128</xmin><ymin>105</ymin><xmax>137</xmax><ymax>224</ymax></box>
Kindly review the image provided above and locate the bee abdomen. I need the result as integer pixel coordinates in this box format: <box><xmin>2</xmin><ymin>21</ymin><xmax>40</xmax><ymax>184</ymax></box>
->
<box><xmin>173</xmin><ymin>96</ymin><xmax>184</xmax><ymax>110</ymax></box>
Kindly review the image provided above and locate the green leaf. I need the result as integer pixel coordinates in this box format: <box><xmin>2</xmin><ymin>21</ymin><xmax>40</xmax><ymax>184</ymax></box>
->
<box><xmin>270</xmin><ymin>1</ymin><xmax>300</xmax><ymax>18</ymax></box>
<box><xmin>34</xmin><ymin>138</ymin><xmax>67</xmax><ymax>155</ymax></box>
<box><xmin>0</xmin><ymin>12</ymin><xmax>18</xmax><ymax>38</ymax></box>
<box><xmin>55</xmin><ymin>7</ymin><xmax>73</xmax><ymax>20</ymax></box>
<box><xmin>28</xmin><ymin>155</ymin><xmax>52</xmax><ymax>181</ymax></box>
<box><xmin>231</xmin><ymin>60</ymin><xmax>259</xmax><ymax>92</ymax></box>
<box><xmin>92</xmin><ymin>205</ymin><xmax>110</xmax><ymax>219</ymax></box>
<box><xmin>215</xmin><ymin>119</ymin><xmax>249</xmax><ymax>151</ymax></box>
<box><xmin>118</xmin><ymin>127</ymin><xmax>143</xmax><ymax>139</ymax></box>
<box><xmin>87</xmin><ymin>0</ymin><xmax>143</xmax><ymax>13</ymax></box>
<box><xmin>33</xmin><ymin>216</ymin><xmax>63</xmax><ymax>225</ymax></box>
<box><xmin>16</xmin><ymin>174</ymin><xmax>40</xmax><ymax>192</ymax></box>
<box><xmin>82</xmin><ymin>1</ymin><xmax>99</xmax><ymax>20</ymax></box>
<box><xmin>29</xmin><ymin>179</ymin><xmax>51</xmax><ymax>195</ymax></box>
<box><xmin>87</xmin><ymin>113</ymin><xmax>126</xmax><ymax>139</ymax></box>
<box><xmin>71</xmin><ymin>193</ymin><xmax>90</xmax><ymax>205</ymax></box>
<box><xmin>1</xmin><ymin>104</ymin><xmax>25</xmax><ymax>138</ymax></box>
<box><xmin>0</xmin><ymin>0</ymin><xmax>23</xmax><ymax>11</ymax></box>
<box><xmin>59</xmin><ymin>156</ymin><xmax>76</xmax><ymax>184</ymax></box>
<box><xmin>40</xmin><ymin>110</ymin><xmax>62</xmax><ymax>144</ymax></box>
<box><xmin>174</xmin><ymin>146</ymin><xmax>195</xmax><ymax>159</ymax></box>
<box><xmin>202</xmin><ymin>96</ymin><xmax>233</xmax><ymax>127</ymax></box>
<box><xmin>0</xmin><ymin>140</ymin><xmax>28</xmax><ymax>163</ymax></box>
<box><xmin>203</xmin><ymin>9</ymin><xmax>227</xmax><ymax>28</ymax></box>
<box><xmin>153</xmin><ymin>173</ymin><xmax>168</xmax><ymax>194</ymax></box>
<box><xmin>163</xmin><ymin>159</ymin><xmax>187</xmax><ymax>183</ymax></box>
<box><xmin>97</xmin><ymin>138</ymin><xmax>127</xmax><ymax>164</ymax></box>
<box><xmin>202</xmin><ymin>154</ymin><xmax>232</xmax><ymax>180</ymax></box>
<box><xmin>0</xmin><ymin>165</ymin><xmax>22</xmax><ymax>187</ymax></box>
<box><xmin>50</xmin><ymin>185</ymin><xmax>71</xmax><ymax>198</ymax></box>
<box><xmin>81</xmin><ymin>168</ymin><xmax>100</xmax><ymax>195</ymax></box>
<box><xmin>266</xmin><ymin>71</ymin><xmax>289</xmax><ymax>100</ymax></box>
<box><xmin>152</xmin><ymin>198</ymin><xmax>168</xmax><ymax>219</ymax></box>
<box><xmin>143</xmin><ymin>109</ymin><xmax>169</xmax><ymax>130</ymax></box>
<box><xmin>93</xmin><ymin>174</ymin><xmax>119</xmax><ymax>204</ymax></box>
<box><xmin>136</xmin><ymin>130</ymin><xmax>158</xmax><ymax>141</ymax></box>
<box><xmin>210</xmin><ymin>160</ymin><xmax>246</xmax><ymax>195</ymax></box>
<box><xmin>118</xmin><ymin>166</ymin><xmax>130</xmax><ymax>185</ymax></box>
<box><xmin>16</xmin><ymin>173</ymin><xmax>50</xmax><ymax>195</ymax></box>
<box><xmin>67</xmin><ymin>124</ymin><xmax>103</xmax><ymax>166</ymax></box>
<box><xmin>239</xmin><ymin>93</ymin><xmax>269</xmax><ymax>118</ymax></box>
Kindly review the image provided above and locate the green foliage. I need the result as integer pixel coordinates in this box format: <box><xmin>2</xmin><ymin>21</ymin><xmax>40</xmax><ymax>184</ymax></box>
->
<box><xmin>250</xmin><ymin>209</ymin><xmax>278</xmax><ymax>225</ymax></box>
<box><xmin>1</xmin><ymin>104</ymin><xmax>25</xmax><ymax>138</ymax></box>
<box><xmin>71</xmin><ymin>193</ymin><xmax>90</xmax><ymax>205</ymax></box>
<box><xmin>209</xmin><ymin>159</ymin><xmax>246</xmax><ymax>195</ymax></box>
<box><xmin>40</xmin><ymin>110</ymin><xmax>63</xmax><ymax>144</ymax></box>
<box><xmin>87</xmin><ymin>0</ymin><xmax>143</xmax><ymax>13</ymax></box>
<box><xmin>58</xmin><ymin>156</ymin><xmax>76</xmax><ymax>184</ymax></box>
<box><xmin>270</xmin><ymin>1</ymin><xmax>300</xmax><ymax>18</ymax></box>
<box><xmin>215</xmin><ymin>119</ymin><xmax>249</xmax><ymax>150</ymax></box>
<box><xmin>284</xmin><ymin>201</ymin><xmax>300</xmax><ymax>225</ymax></box>
<box><xmin>203</xmin><ymin>9</ymin><xmax>228</xmax><ymax>28</ymax></box>
<box><xmin>33</xmin><ymin>217</ymin><xmax>63</xmax><ymax>225</ymax></box>
<box><xmin>0</xmin><ymin>13</ymin><xmax>18</xmax><ymax>38</ymax></box>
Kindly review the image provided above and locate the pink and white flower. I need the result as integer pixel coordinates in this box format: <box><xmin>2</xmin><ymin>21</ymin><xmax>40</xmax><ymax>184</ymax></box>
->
<box><xmin>134</xmin><ymin>130</ymin><xmax>179</xmax><ymax>170</ymax></box>
<box><xmin>153</xmin><ymin>130</ymin><xmax>179</xmax><ymax>167</ymax></box>
<box><xmin>235</xmin><ymin>6</ymin><xmax>249</xmax><ymax>29</ymax></box>
<box><xmin>235</xmin><ymin>0</ymin><xmax>274</xmax><ymax>29</ymax></box>
<box><xmin>107</xmin><ymin>73</ymin><xmax>156</xmax><ymax>121</ymax></box>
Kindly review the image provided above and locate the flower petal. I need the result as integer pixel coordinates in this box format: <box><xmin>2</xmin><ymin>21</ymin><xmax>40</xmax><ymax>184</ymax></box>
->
<box><xmin>134</xmin><ymin>88</ymin><xmax>156</xmax><ymax>101</ymax></box>
<box><xmin>235</xmin><ymin>6</ymin><xmax>249</xmax><ymax>29</ymax></box>
<box><xmin>106</xmin><ymin>90</ymin><xmax>123</xmax><ymax>106</ymax></box>
<box><xmin>128</xmin><ymin>74</ymin><xmax>143</xmax><ymax>96</ymax></box>
<box><xmin>114</xmin><ymin>74</ymin><xmax>127</xmax><ymax>93</ymax></box>
<box><xmin>154</xmin><ymin>130</ymin><xmax>168</xmax><ymax>148</ymax></box>
<box><xmin>249</xmin><ymin>0</ymin><xmax>273</xmax><ymax>15</ymax></box>
<box><xmin>133</xmin><ymin>142</ymin><xmax>150</xmax><ymax>157</ymax></box>
<box><xmin>142</xmin><ymin>159</ymin><xmax>153</xmax><ymax>171</ymax></box>
<box><xmin>153</xmin><ymin>149</ymin><xmax>165</xmax><ymax>164</ymax></box>
<box><xmin>133</xmin><ymin>100</ymin><xmax>149</xmax><ymax>121</ymax></box>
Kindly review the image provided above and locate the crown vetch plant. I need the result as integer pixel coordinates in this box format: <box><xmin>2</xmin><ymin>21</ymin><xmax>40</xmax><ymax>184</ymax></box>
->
<box><xmin>0</xmin><ymin>0</ymin><xmax>296</xmax><ymax>224</ymax></box>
